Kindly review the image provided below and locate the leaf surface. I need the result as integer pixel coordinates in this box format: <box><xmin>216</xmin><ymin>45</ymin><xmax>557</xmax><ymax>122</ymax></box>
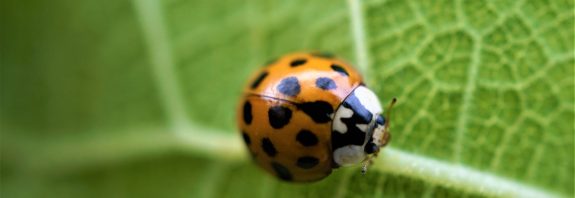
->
<box><xmin>1</xmin><ymin>0</ymin><xmax>573</xmax><ymax>197</ymax></box>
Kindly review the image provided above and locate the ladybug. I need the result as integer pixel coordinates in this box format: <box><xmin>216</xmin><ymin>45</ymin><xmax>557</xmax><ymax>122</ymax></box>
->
<box><xmin>237</xmin><ymin>52</ymin><xmax>395</xmax><ymax>182</ymax></box>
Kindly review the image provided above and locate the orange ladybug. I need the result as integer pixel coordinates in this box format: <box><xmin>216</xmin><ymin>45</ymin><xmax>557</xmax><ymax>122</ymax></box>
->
<box><xmin>237</xmin><ymin>52</ymin><xmax>394</xmax><ymax>182</ymax></box>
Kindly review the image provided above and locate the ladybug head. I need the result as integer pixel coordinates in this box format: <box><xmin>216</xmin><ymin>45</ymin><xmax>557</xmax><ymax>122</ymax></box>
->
<box><xmin>331</xmin><ymin>86</ymin><xmax>395</xmax><ymax>170</ymax></box>
<box><xmin>361</xmin><ymin>97</ymin><xmax>396</xmax><ymax>174</ymax></box>
<box><xmin>364</xmin><ymin>97</ymin><xmax>396</xmax><ymax>153</ymax></box>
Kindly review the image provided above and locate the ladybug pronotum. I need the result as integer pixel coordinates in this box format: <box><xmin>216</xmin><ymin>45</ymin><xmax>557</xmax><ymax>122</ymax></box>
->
<box><xmin>237</xmin><ymin>52</ymin><xmax>394</xmax><ymax>182</ymax></box>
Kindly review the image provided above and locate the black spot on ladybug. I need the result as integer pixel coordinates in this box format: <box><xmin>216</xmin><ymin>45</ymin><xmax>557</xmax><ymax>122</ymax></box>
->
<box><xmin>271</xmin><ymin>161</ymin><xmax>293</xmax><ymax>181</ymax></box>
<box><xmin>296</xmin><ymin>130</ymin><xmax>319</xmax><ymax>147</ymax></box>
<box><xmin>251</xmin><ymin>71</ymin><xmax>268</xmax><ymax>89</ymax></box>
<box><xmin>376</xmin><ymin>114</ymin><xmax>385</xmax><ymax>125</ymax></box>
<box><xmin>315</xmin><ymin>77</ymin><xmax>337</xmax><ymax>90</ymax></box>
<box><xmin>296</xmin><ymin>101</ymin><xmax>333</xmax><ymax>123</ymax></box>
<box><xmin>290</xmin><ymin>58</ymin><xmax>307</xmax><ymax>67</ymax></box>
<box><xmin>243</xmin><ymin>101</ymin><xmax>253</xmax><ymax>125</ymax></box>
<box><xmin>268</xmin><ymin>106</ymin><xmax>292</xmax><ymax>129</ymax></box>
<box><xmin>331</xmin><ymin>64</ymin><xmax>349</xmax><ymax>76</ymax></box>
<box><xmin>311</xmin><ymin>52</ymin><xmax>335</xmax><ymax>59</ymax></box>
<box><xmin>261</xmin><ymin>138</ymin><xmax>277</xmax><ymax>157</ymax></box>
<box><xmin>296</xmin><ymin>156</ymin><xmax>319</xmax><ymax>169</ymax></box>
<box><xmin>277</xmin><ymin>77</ymin><xmax>301</xmax><ymax>97</ymax></box>
<box><xmin>242</xmin><ymin>131</ymin><xmax>251</xmax><ymax>145</ymax></box>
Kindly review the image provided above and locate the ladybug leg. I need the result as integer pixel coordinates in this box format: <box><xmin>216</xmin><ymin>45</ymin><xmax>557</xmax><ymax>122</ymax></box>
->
<box><xmin>361</xmin><ymin>152</ymin><xmax>378</xmax><ymax>175</ymax></box>
<box><xmin>361</xmin><ymin>160</ymin><xmax>370</xmax><ymax>175</ymax></box>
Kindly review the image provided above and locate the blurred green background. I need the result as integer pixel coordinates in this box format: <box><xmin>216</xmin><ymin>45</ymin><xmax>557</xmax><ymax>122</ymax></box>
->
<box><xmin>1</xmin><ymin>0</ymin><xmax>573</xmax><ymax>197</ymax></box>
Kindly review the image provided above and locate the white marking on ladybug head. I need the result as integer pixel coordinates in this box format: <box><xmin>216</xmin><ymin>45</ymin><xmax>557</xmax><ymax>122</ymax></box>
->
<box><xmin>353</xmin><ymin>86</ymin><xmax>383</xmax><ymax>115</ymax></box>
<box><xmin>333</xmin><ymin>145</ymin><xmax>366</xmax><ymax>166</ymax></box>
<box><xmin>356</xmin><ymin>123</ymin><xmax>368</xmax><ymax>132</ymax></box>
<box><xmin>333</xmin><ymin>105</ymin><xmax>353</xmax><ymax>134</ymax></box>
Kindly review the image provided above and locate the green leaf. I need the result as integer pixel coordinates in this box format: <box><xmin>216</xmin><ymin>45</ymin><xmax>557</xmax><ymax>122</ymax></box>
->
<box><xmin>1</xmin><ymin>0</ymin><xmax>573</xmax><ymax>197</ymax></box>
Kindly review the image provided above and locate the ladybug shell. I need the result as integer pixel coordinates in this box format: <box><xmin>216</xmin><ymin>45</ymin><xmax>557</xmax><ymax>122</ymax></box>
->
<box><xmin>237</xmin><ymin>52</ymin><xmax>363</xmax><ymax>182</ymax></box>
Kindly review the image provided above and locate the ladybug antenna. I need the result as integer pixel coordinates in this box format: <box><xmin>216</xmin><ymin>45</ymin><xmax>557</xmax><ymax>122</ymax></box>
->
<box><xmin>384</xmin><ymin>98</ymin><xmax>397</xmax><ymax>133</ymax></box>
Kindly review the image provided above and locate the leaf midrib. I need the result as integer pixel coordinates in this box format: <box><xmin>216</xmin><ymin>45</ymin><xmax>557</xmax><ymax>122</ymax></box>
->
<box><xmin>18</xmin><ymin>125</ymin><xmax>561</xmax><ymax>197</ymax></box>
